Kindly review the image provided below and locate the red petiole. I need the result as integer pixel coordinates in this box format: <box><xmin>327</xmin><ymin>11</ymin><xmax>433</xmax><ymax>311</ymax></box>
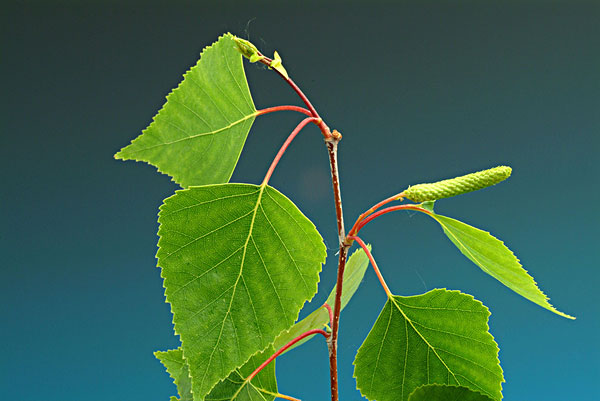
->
<box><xmin>323</xmin><ymin>302</ymin><xmax>334</xmax><ymax>325</ymax></box>
<box><xmin>347</xmin><ymin>192</ymin><xmax>406</xmax><ymax>238</ymax></box>
<box><xmin>262</xmin><ymin>117</ymin><xmax>320</xmax><ymax>186</ymax></box>
<box><xmin>245</xmin><ymin>329</ymin><xmax>330</xmax><ymax>383</ymax></box>
<box><xmin>347</xmin><ymin>235</ymin><xmax>392</xmax><ymax>297</ymax></box>
<box><xmin>257</xmin><ymin>105</ymin><xmax>313</xmax><ymax>117</ymax></box>
<box><xmin>257</xmin><ymin>56</ymin><xmax>331</xmax><ymax>138</ymax></box>
<box><xmin>352</xmin><ymin>204</ymin><xmax>430</xmax><ymax>236</ymax></box>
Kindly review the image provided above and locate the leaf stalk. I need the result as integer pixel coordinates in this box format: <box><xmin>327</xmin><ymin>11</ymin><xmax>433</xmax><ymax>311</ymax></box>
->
<box><xmin>353</xmin><ymin>204</ymin><xmax>429</xmax><ymax>235</ymax></box>
<box><xmin>347</xmin><ymin>235</ymin><xmax>392</xmax><ymax>297</ymax></box>
<box><xmin>262</xmin><ymin>117</ymin><xmax>320</xmax><ymax>185</ymax></box>
<box><xmin>245</xmin><ymin>329</ymin><xmax>329</xmax><ymax>383</ymax></box>
<box><xmin>347</xmin><ymin>192</ymin><xmax>406</xmax><ymax>239</ymax></box>
<box><xmin>257</xmin><ymin>105</ymin><xmax>313</xmax><ymax>117</ymax></box>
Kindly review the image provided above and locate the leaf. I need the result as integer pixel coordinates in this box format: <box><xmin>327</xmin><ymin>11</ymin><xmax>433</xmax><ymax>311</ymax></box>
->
<box><xmin>409</xmin><ymin>384</ymin><xmax>495</xmax><ymax>401</ymax></box>
<box><xmin>325</xmin><ymin>244</ymin><xmax>371</xmax><ymax>309</ymax></box>
<box><xmin>115</xmin><ymin>33</ymin><xmax>257</xmax><ymax>187</ymax></box>
<box><xmin>157</xmin><ymin>183</ymin><xmax>326</xmax><ymax>399</ymax></box>
<box><xmin>424</xmin><ymin>211</ymin><xmax>573</xmax><ymax>319</ymax></box>
<box><xmin>206</xmin><ymin>346</ymin><xmax>278</xmax><ymax>401</ymax></box>
<box><xmin>353</xmin><ymin>289</ymin><xmax>503</xmax><ymax>401</ymax></box>
<box><xmin>155</xmin><ymin>348</ymin><xmax>193</xmax><ymax>401</ymax></box>
<box><xmin>156</xmin><ymin>346</ymin><xmax>278</xmax><ymax>401</ymax></box>
<box><xmin>273</xmin><ymin>245</ymin><xmax>371</xmax><ymax>351</ymax></box>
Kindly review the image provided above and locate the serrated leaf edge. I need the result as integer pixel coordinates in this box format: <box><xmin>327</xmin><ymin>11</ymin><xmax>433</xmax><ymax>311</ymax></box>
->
<box><xmin>154</xmin><ymin>348</ymin><xmax>193</xmax><ymax>400</ymax></box>
<box><xmin>408</xmin><ymin>383</ymin><xmax>494</xmax><ymax>401</ymax></box>
<box><xmin>427</xmin><ymin>212</ymin><xmax>574</xmax><ymax>320</ymax></box>
<box><xmin>156</xmin><ymin>182</ymin><xmax>326</xmax><ymax>398</ymax></box>
<box><xmin>156</xmin><ymin>347</ymin><xmax>278</xmax><ymax>401</ymax></box>
<box><xmin>114</xmin><ymin>33</ymin><xmax>257</xmax><ymax>188</ymax></box>
<box><xmin>353</xmin><ymin>288</ymin><xmax>504</xmax><ymax>401</ymax></box>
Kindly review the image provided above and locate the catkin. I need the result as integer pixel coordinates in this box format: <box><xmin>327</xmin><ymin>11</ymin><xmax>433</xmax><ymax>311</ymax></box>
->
<box><xmin>404</xmin><ymin>166</ymin><xmax>512</xmax><ymax>202</ymax></box>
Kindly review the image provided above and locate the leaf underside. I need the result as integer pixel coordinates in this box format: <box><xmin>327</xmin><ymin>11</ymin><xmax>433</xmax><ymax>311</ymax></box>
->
<box><xmin>156</xmin><ymin>346</ymin><xmax>278</xmax><ymax>401</ymax></box>
<box><xmin>353</xmin><ymin>289</ymin><xmax>503</xmax><ymax>401</ymax></box>
<box><xmin>409</xmin><ymin>384</ymin><xmax>494</xmax><ymax>401</ymax></box>
<box><xmin>427</xmin><ymin>211</ymin><xmax>573</xmax><ymax>319</ymax></box>
<box><xmin>273</xmin><ymin>245</ymin><xmax>371</xmax><ymax>351</ymax></box>
<box><xmin>115</xmin><ymin>33</ymin><xmax>257</xmax><ymax>188</ymax></box>
<box><xmin>157</xmin><ymin>183</ymin><xmax>326</xmax><ymax>399</ymax></box>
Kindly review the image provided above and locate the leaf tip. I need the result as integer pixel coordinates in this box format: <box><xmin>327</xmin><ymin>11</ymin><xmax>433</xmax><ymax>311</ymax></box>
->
<box><xmin>552</xmin><ymin>307</ymin><xmax>576</xmax><ymax>320</ymax></box>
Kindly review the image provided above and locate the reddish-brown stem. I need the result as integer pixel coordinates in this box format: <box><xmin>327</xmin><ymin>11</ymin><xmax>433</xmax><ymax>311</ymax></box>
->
<box><xmin>347</xmin><ymin>192</ymin><xmax>405</xmax><ymax>238</ymax></box>
<box><xmin>257</xmin><ymin>105</ymin><xmax>312</xmax><ymax>117</ymax></box>
<box><xmin>260</xmin><ymin>53</ymin><xmax>344</xmax><ymax>401</ymax></box>
<box><xmin>325</xmin><ymin>137</ymin><xmax>348</xmax><ymax>401</ymax></box>
<box><xmin>246</xmin><ymin>329</ymin><xmax>329</xmax><ymax>382</ymax></box>
<box><xmin>347</xmin><ymin>235</ymin><xmax>392</xmax><ymax>297</ymax></box>
<box><xmin>354</xmin><ymin>204</ymin><xmax>430</xmax><ymax>235</ymax></box>
<box><xmin>258</xmin><ymin>56</ymin><xmax>331</xmax><ymax>138</ymax></box>
<box><xmin>262</xmin><ymin>117</ymin><xmax>320</xmax><ymax>186</ymax></box>
<box><xmin>323</xmin><ymin>302</ymin><xmax>334</xmax><ymax>325</ymax></box>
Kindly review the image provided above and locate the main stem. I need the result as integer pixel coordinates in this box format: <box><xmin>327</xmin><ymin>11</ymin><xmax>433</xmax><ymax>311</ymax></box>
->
<box><xmin>326</xmin><ymin>137</ymin><xmax>348</xmax><ymax>401</ymax></box>
<box><xmin>258</xmin><ymin>56</ymin><xmax>331</xmax><ymax>139</ymax></box>
<box><xmin>261</xmin><ymin>56</ymin><xmax>345</xmax><ymax>400</ymax></box>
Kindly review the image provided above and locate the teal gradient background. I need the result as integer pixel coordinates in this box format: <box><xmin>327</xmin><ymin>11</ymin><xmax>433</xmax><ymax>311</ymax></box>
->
<box><xmin>1</xmin><ymin>1</ymin><xmax>598</xmax><ymax>400</ymax></box>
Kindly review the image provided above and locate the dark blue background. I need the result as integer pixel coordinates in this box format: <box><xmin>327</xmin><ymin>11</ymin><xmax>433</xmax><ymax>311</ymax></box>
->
<box><xmin>2</xmin><ymin>1</ymin><xmax>598</xmax><ymax>400</ymax></box>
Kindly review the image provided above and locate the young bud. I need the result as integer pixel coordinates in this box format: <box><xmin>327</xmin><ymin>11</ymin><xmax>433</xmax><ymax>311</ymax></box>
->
<box><xmin>269</xmin><ymin>51</ymin><xmax>289</xmax><ymax>79</ymax></box>
<box><xmin>232</xmin><ymin>36</ymin><xmax>265</xmax><ymax>63</ymax></box>
<box><xmin>404</xmin><ymin>166</ymin><xmax>512</xmax><ymax>202</ymax></box>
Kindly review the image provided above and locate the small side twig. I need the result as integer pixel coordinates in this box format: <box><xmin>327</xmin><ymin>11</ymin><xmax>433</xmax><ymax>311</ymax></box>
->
<box><xmin>353</xmin><ymin>204</ymin><xmax>430</xmax><ymax>235</ymax></box>
<box><xmin>347</xmin><ymin>192</ymin><xmax>406</xmax><ymax>238</ymax></box>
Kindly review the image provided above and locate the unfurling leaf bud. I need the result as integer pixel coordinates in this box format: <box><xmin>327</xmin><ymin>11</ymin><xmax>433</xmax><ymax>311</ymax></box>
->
<box><xmin>404</xmin><ymin>166</ymin><xmax>512</xmax><ymax>202</ymax></box>
<box><xmin>232</xmin><ymin>36</ymin><xmax>265</xmax><ymax>63</ymax></box>
<box><xmin>269</xmin><ymin>51</ymin><xmax>289</xmax><ymax>79</ymax></box>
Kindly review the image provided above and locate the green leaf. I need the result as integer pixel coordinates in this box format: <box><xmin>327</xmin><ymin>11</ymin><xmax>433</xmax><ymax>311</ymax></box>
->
<box><xmin>207</xmin><ymin>346</ymin><xmax>278</xmax><ymax>401</ymax></box>
<box><xmin>157</xmin><ymin>183</ymin><xmax>326</xmax><ymax>399</ymax></box>
<box><xmin>115</xmin><ymin>33</ymin><xmax>257</xmax><ymax>187</ymax></box>
<box><xmin>409</xmin><ymin>384</ymin><xmax>495</xmax><ymax>401</ymax></box>
<box><xmin>325</xmin><ymin>244</ymin><xmax>371</xmax><ymax>309</ymax></box>
<box><xmin>424</xmin><ymin>211</ymin><xmax>573</xmax><ymax>319</ymax></box>
<box><xmin>273</xmin><ymin>245</ymin><xmax>371</xmax><ymax>351</ymax></box>
<box><xmin>156</xmin><ymin>347</ymin><xmax>278</xmax><ymax>401</ymax></box>
<box><xmin>155</xmin><ymin>348</ymin><xmax>193</xmax><ymax>401</ymax></box>
<box><xmin>353</xmin><ymin>289</ymin><xmax>503</xmax><ymax>401</ymax></box>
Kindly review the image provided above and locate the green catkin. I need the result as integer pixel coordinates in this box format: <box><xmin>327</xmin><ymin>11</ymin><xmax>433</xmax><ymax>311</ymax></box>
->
<box><xmin>404</xmin><ymin>166</ymin><xmax>512</xmax><ymax>202</ymax></box>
